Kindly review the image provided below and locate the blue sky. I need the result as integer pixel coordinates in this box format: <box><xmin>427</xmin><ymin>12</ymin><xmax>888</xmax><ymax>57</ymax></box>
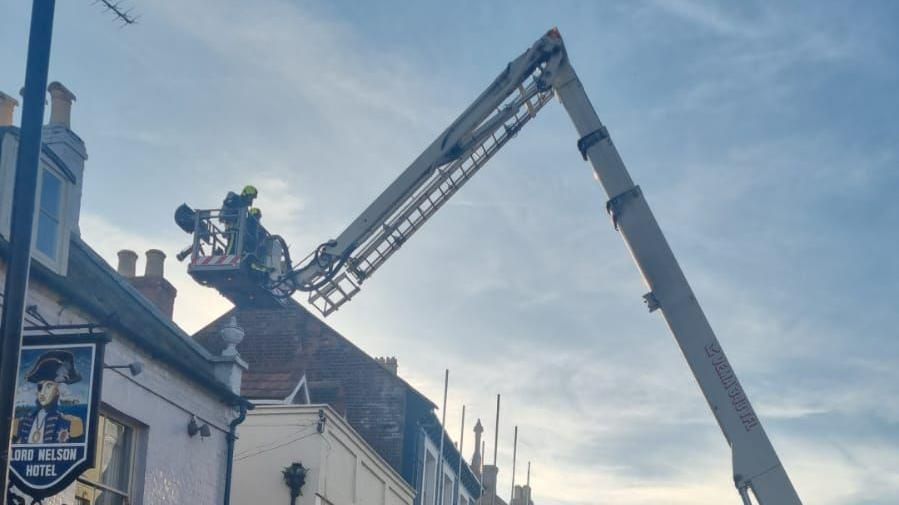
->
<box><xmin>3</xmin><ymin>1</ymin><xmax>899</xmax><ymax>503</ymax></box>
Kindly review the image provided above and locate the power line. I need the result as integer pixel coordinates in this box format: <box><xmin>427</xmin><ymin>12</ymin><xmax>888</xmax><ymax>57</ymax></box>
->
<box><xmin>234</xmin><ymin>423</ymin><xmax>318</xmax><ymax>458</ymax></box>
<box><xmin>234</xmin><ymin>431</ymin><xmax>321</xmax><ymax>462</ymax></box>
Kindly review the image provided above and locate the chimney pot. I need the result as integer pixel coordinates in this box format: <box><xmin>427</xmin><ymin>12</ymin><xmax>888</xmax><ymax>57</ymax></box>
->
<box><xmin>145</xmin><ymin>249</ymin><xmax>166</xmax><ymax>278</ymax></box>
<box><xmin>117</xmin><ymin>250</ymin><xmax>138</xmax><ymax>278</ymax></box>
<box><xmin>47</xmin><ymin>81</ymin><xmax>76</xmax><ymax>128</ymax></box>
<box><xmin>0</xmin><ymin>92</ymin><xmax>18</xmax><ymax>127</ymax></box>
<box><xmin>376</xmin><ymin>356</ymin><xmax>398</xmax><ymax>375</ymax></box>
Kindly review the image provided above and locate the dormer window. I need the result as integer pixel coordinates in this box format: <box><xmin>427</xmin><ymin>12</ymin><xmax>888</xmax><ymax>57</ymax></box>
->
<box><xmin>0</xmin><ymin>137</ymin><xmax>76</xmax><ymax>275</ymax></box>
<box><xmin>0</xmin><ymin>81</ymin><xmax>85</xmax><ymax>277</ymax></box>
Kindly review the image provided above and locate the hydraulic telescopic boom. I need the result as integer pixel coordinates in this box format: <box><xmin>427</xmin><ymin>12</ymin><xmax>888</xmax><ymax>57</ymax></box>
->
<box><xmin>547</xmin><ymin>32</ymin><xmax>803</xmax><ymax>505</ymax></box>
<box><xmin>177</xmin><ymin>29</ymin><xmax>803</xmax><ymax>503</ymax></box>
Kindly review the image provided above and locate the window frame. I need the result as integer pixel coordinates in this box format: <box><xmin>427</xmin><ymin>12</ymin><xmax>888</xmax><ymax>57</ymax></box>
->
<box><xmin>75</xmin><ymin>413</ymin><xmax>139</xmax><ymax>505</ymax></box>
<box><xmin>32</xmin><ymin>166</ymin><xmax>65</xmax><ymax>261</ymax></box>
<box><xmin>422</xmin><ymin>449</ymin><xmax>437</xmax><ymax>505</ymax></box>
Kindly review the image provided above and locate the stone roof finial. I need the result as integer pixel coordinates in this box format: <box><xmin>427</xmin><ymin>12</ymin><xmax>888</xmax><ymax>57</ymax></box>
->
<box><xmin>220</xmin><ymin>316</ymin><xmax>245</xmax><ymax>357</ymax></box>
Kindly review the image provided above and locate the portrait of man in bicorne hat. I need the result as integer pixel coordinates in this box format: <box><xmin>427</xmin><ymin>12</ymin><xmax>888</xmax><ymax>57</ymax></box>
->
<box><xmin>12</xmin><ymin>350</ymin><xmax>85</xmax><ymax>444</ymax></box>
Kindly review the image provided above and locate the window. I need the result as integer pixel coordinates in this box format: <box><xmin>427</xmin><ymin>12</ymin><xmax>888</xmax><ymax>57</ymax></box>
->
<box><xmin>76</xmin><ymin>415</ymin><xmax>136</xmax><ymax>505</ymax></box>
<box><xmin>422</xmin><ymin>451</ymin><xmax>436</xmax><ymax>505</ymax></box>
<box><xmin>34</xmin><ymin>168</ymin><xmax>63</xmax><ymax>260</ymax></box>
<box><xmin>442</xmin><ymin>474</ymin><xmax>453</xmax><ymax>505</ymax></box>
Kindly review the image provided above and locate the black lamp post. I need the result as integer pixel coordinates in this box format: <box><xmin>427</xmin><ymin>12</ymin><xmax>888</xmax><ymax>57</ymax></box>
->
<box><xmin>282</xmin><ymin>462</ymin><xmax>307</xmax><ymax>505</ymax></box>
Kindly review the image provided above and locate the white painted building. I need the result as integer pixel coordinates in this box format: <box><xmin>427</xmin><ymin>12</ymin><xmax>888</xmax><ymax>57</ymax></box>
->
<box><xmin>233</xmin><ymin>405</ymin><xmax>415</xmax><ymax>505</ymax></box>
<box><xmin>0</xmin><ymin>84</ymin><xmax>249</xmax><ymax>504</ymax></box>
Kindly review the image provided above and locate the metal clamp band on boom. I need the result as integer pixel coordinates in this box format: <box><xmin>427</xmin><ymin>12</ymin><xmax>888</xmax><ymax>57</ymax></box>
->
<box><xmin>605</xmin><ymin>185</ymin><xmax>641</xmax><ymax>231</ymax></box>
<box><xmin>642</xmin><ymin>292</ymin><xmax>660</xmax><ymax>313</ymax></box>
<box><xmin>576</xmin><ymin>126</ymin><xmax>609</xmax><ymax>161</ymax></box>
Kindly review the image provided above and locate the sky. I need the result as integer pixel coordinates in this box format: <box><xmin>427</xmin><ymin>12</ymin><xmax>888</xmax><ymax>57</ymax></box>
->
<box><xmin>2</xmin><ymin>1</ymin><xmax>899</xmax><ymax>503</ymax></box>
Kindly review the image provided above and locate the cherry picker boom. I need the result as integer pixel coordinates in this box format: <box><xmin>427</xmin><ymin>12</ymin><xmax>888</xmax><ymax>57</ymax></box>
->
<box><xmin>176</xmin><ymin>29</ymin><xmax>803</xmax><ymax>504</ymax></box>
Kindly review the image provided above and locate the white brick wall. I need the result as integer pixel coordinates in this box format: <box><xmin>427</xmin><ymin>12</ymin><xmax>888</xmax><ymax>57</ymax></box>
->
<box><xmin>2</xmin><ymin>267</ymin><xmax>237</xmax><ymax>505</ymax></box>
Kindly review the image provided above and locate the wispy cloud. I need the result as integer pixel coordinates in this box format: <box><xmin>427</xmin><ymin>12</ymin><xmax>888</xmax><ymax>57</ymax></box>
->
<box><xmin>651</xmin><ymin>0</ymin><xmax>762</xmax><ymax>38</ymax></box>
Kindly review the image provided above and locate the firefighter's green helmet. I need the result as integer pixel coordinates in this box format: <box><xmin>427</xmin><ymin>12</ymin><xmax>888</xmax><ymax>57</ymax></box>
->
<box><xmin>249</xmin><ymin>207</ymin><xmax>262</xmax><ymax>219</ymax></box>
<box><xmin>242</xmin><ymin>185</ymin><xmax>258</xmax><ymax>199</ymax></box>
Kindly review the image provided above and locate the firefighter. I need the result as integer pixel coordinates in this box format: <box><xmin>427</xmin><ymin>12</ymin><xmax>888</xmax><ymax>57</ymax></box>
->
<box><xmin>222</xmin><ymin>185</ymin><xmax>258</xmax><ymax>254</ymax></box>
<box><xmin>245</xmin><ymin>207</ymin><xmax>263</xmax><ymax>256</ymax></box>
<box><xmin>245</xmin><ymin>207</ymin><xmax>272</xmax><ymax>279</ymax></box>
<box><xmin>224</xmin><ymin>185</ymin><xmax>258</xmax><ymax>211</ymax></box>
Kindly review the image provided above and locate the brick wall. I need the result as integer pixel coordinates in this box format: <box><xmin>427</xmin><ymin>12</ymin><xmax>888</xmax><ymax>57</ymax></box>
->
<box><xmin>128</xmin><ymin>275</ymin><xmax>176</xmax><ymax>319</ymax></box>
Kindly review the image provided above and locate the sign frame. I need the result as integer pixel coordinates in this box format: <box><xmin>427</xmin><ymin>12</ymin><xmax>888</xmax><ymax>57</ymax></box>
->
<box><xmin>8</xmin><ymin>332</ymin><xmax>108</xmax><ymax>499</ymax></box>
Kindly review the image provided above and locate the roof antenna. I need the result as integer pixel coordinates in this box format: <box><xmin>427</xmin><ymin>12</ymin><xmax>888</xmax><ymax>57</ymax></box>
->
<box><xmin>491</xmin><ymin>393</ymin><xmax>500</xmax><ymax>505</ymax></box>
<box><xmin>434</xmin><ymin>369</ymin><xmax>449</xmax><ymax>505</ymax></box>
<box><xmin>94</xmin><ymin>0</ymin><xmax>139</xmax><ymax>26</ymax></box>
<box><xmin>509</xmin><ymin>425</ymin><xmax>518</xmax><ymax>504</ymax></box>
<box><xmin>526</xmin><ymin>461</ymin><xmax>532</xmax><ymax>503</ymax></box>
<box><xmin>454</xmin><ymin>405</ymin><xmax>466</xmax><ymax>505</ymax></box>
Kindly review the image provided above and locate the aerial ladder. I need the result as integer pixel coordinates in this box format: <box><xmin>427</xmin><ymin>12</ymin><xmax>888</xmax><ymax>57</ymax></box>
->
<box><xmin>176</xmin><ymin>29</ymin><xmax>803</xmax><ymax>504</ymax></box>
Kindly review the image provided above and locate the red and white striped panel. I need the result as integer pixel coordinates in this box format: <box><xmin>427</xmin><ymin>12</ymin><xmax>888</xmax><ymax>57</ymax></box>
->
<box><xmin>192</xmin><ymin>255</ymin><xmax>241</xmax><ymax>267</ymax></box>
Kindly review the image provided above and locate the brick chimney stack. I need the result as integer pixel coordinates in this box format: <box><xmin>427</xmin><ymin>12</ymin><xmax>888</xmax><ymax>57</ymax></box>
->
<box><xmin>375</xmin><ymin>356</ymin><xmax>398</xmax><ymax>375</ymax></box>
<box><xmin>118</xmin><ymin>249</ymin><xmax>178</xmax><ymax>319</ymax></box>
<box><xmin>511</xmin><ymin>485</ymin><xmax>533</xmax><ymax>505</ymax></box>
<box><xmin>482</xmin><ymin>465</ymin><xmax>499</xmax><ymax>497</ymax></box>
<box><xmin>0</xmin><ymin>91</ymin><xmax>18</xmax><ymax>126</ymax></box>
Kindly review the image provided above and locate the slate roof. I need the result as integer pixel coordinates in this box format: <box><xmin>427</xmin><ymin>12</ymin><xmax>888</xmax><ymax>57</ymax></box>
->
<box><xmin>193</xmin><ymin>298</ymin><xmax>434</xmax><ymax>408</ymax></box>
<box><xmin>240</xmin><ymin>369</ymin><xmax>305</xmax><ymax>400</ymax></box>
<box><xmin>193</xmin><ymin>298</ymin><xmax>437</xmax><ymax>477</ymax></box>
<box><xmin>0</xmin><ymin>235</ymin><xmax>249</xmax><ymax>406</ymax></box>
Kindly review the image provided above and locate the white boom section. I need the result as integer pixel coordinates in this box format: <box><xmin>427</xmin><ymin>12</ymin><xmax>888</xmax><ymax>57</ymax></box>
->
<box><xmin>283</xmin><ymin>35</ymin><xmax>562</xmax><ymax>314</ymax></box>
<box><xmin>280</xmin><ymin>30</ymin><xmax>803</xmax><ymax>502</ymax></box>
<box><xmin>550</xmin><ymin>41</ymin><xmax>802</xmax><ymax>505</ymax></box>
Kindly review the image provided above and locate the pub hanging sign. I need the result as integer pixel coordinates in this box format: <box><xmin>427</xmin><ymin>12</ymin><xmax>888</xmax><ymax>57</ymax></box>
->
<box><xmin>9</xmin><ymin>333</ymin><xmax>107</xmax><ymax>499</ymax></box>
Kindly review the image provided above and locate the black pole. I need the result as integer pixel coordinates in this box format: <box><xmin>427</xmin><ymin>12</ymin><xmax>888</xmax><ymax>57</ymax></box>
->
<box><xmin>0</xmin><ymin>1</ymin><xmax>56</xmax><ymax>500</ymax></box>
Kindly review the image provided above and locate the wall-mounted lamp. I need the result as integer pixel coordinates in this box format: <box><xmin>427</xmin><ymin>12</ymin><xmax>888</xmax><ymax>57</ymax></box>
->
<box><xmin>188</xmin><ymin>415</ymin><xmax>212</xmax><ymax>438</ymax></box>
<box><xmin>282</xmin><ymin>462</ymin><xmax>307</xmax><ymax>505</ymax></box>
<box><xmin>105</xmin><ymin>361</ymin><xmax>143</xmax><ymax>376</ymax></box>
<box><xmin>316</xmin><ymin>409</ymin><xmax>326</xmax><ymax>434</ymax></box>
